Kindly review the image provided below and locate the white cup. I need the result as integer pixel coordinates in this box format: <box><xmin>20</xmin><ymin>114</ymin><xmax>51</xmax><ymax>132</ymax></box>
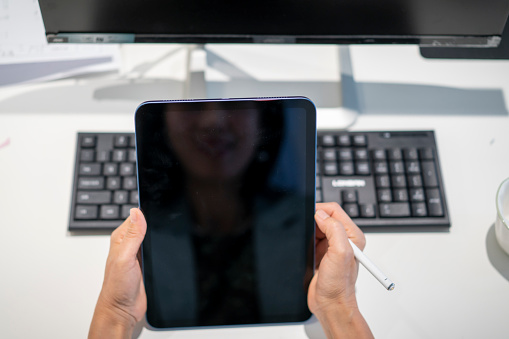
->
<box><xmin>495</xmin><ymin>177</ymin><xmax>509</xmax><ymax>255</ymax></box>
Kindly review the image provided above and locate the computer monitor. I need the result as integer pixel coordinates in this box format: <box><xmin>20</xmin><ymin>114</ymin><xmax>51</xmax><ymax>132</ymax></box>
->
<box><xmin>39</xmin><ymin>0</ymin><xmax>509</xmax><ymax>47</ymax></box>
<box><xmin>37</xmin><ymin>0</ymin><xmax>509</xmax><ymax>127</ymax></box>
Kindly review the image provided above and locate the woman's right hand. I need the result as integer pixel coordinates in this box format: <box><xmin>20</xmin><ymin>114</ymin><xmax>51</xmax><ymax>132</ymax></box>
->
<box><xmin>307</xmin><ymin>202</ymin><xmax>373</xmax><ymax>339</ymax></box>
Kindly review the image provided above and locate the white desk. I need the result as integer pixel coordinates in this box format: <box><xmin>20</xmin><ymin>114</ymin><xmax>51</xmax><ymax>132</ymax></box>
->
<box><xmin>1</xmin><ymin>44</ymin><xmax>509</xmax><ymax>338</ymax></box>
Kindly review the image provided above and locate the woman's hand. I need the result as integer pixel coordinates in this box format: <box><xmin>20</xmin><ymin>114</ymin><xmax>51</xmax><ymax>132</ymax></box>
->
<box><xmin>308</xmin><ymin>202</ymin><xmax>373</xmax><ymax>339</ymax></box>
<box><xmin>89</xmin><ymin>208</ymin><xmax>147</xmax><ymax>339</ymax></box>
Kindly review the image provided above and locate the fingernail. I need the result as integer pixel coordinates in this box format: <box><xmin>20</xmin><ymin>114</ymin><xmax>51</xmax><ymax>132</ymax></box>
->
<box><xmin>315</xmin><ymin>209</ymin><xmax>330</xmax><ymax>221</ymax></box>
<box><xmin>130</xmin><ymin>208</ymin><xmax>138</xmax><ymax>224</ymax></box>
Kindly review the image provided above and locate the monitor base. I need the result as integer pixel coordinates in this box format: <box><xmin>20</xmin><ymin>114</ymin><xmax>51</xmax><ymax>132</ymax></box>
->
<box><xmin>183</xmin><ymin>44</ymin><xmax>360</xmax><ymax>130</ymax></box>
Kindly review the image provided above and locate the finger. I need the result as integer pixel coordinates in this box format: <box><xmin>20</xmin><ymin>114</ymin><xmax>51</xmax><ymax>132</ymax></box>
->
<box><xmin>121</xmin><ymin>208</ymin><xmax>147</xmax><ymax>257</ymax></box>
<box><xmin>314</xmin><ymin>209</ymin><xmax>350</xmax><ymax>250</ymax></box>
<box><xmin>315</xmin><ymin>220</ymin><xmax>326</xmax><ymax>241</ymax></box>
<box><xmin>314</xmin><ymin>203</ymin><xmax>326</xmax><ymax>242</ymax></box>
<box><xmin>317</xmin><ymin>202</ymin><xmax>366</xmax><ymax>250</ymax></box>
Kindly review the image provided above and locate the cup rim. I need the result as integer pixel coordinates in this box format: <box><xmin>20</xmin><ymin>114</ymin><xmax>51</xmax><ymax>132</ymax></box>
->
<box><xmin>496</xmin><ymin>177</ymin><xmax>509</xmax><ymax>230</ymax></box>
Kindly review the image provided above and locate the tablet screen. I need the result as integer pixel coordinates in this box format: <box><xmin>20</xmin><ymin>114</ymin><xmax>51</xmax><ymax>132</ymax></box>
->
<box><xmin>135</xmin><ymin>97</ymin><xmax>316</xmax><ymax>328</ymax></box>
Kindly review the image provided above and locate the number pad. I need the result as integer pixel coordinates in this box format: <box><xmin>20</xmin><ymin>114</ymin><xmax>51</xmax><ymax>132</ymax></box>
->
<box><xmin>316</xmin><ymin>131</ymin><xmax>448</xmax><ymax>228</ymax></box>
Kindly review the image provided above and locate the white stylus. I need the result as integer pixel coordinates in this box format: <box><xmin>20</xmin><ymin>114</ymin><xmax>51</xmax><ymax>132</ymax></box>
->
<box><xmin>348</xmin><ymin>239</ymin><xmax>395</xmax><ymax>291</ymax></box>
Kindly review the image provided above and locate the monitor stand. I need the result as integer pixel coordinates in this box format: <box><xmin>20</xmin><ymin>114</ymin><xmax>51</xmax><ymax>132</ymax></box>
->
<box><xmin>183</xmin><ymin>44</ymin><xmax>360</xmax><ymax>130</ymax></box>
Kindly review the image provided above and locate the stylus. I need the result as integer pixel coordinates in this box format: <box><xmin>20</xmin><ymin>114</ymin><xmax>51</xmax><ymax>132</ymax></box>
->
<box><xmin>348</xmin><ymin>239</ymin><xmax>395</xmax><ymax>291</ymax></box>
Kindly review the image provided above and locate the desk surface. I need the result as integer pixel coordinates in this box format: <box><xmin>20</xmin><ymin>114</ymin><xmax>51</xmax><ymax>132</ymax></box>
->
<box><xmin>1</xmin><ymin>45</ymin><xmax>509</xmax><ymax>339</ymax></box>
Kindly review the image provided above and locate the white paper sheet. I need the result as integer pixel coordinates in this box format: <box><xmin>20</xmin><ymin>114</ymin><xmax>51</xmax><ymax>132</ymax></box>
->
<box><xmin>0</xmin><ymin>0</ymin><xmax>120</xmax><ymax>86</ymax></box>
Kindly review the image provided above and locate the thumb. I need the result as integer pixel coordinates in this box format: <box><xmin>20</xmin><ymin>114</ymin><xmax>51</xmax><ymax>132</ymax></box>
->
<box><xmin>122</xmin><ymin>208</ymin><xmax>147</xmax><ymax>256</ymax></box>
<box><xmin>314</xmin><ymin>209</ymin><xmax>349</xmax><ymax>250</ymax></box>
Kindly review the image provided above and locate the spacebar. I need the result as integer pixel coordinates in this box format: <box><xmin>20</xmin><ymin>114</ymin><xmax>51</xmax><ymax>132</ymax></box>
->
<box><xmin>379</xmin><ymin>203</ymin><xmax>411</xmax><ymax>217</ymax></box>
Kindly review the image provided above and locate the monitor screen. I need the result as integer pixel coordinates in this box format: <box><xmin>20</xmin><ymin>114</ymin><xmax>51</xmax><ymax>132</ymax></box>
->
<box><xmin>39</xmin><ymin>0</ymin><xmax>509</xmax><ymax>47</ymax></box>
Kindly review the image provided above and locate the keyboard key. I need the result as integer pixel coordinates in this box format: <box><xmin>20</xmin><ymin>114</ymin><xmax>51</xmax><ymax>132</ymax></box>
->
<box><xmin>339</xmin><ymin>162</ymin><xmax>354</xmax><ymax>175</ymax></box>
<box><xmin>408</xmin><ymin>174</ymin><xmax>423</xmax><ymax>188</ymax></box>
<box><xmin>343</xmin><ymin>203</ymin><xmax>359</xmax><ymax>218</ymax></box>
<box><xmin>78</xmin><ymin>177</ymin><xmax>105</xmax><ymax>190</ymax></box>
<box><xmin>354</xmin><ymin>149</ymin><xmax>368</xmax><ymax>160</ymax></box>
<box><xmin>379</xmin><ymin>203</ymin><xmax>411</xmax><ymax>217</ymax></box>
<box><xmin>79</xmin><ymin>163</ymin><xmax>101</xmax><ymax>176</ymax></box>
<box><xmin>112</xmin><ymin>149</ymin><xmax>127</xmax><ymax>162</ymax></box>
<box><xmin>419</xmin><ymin>147</ymin><xmax>434</xmax><ymax>160</ymax></box>
<box><xmin>96</xmin><ymin>150</ymin><xmax>111</xmax><ymax>162</ymax></box>
<box><xmin>323</xmin><ymin>162</ymin><xmax>338</xmax><ymax>175</ymax></box>
<box><xmin>393</xmin><ymin>188</ymin><xmax>409</xmax><ymax>202</ymax></box>
<box><xmin>120</xmin><ymin>163</ymin><xmax>135</xmax><ymax>176</ymax></box>
<box><xmin>403</xmin><ymin>148</ymin><xmax>419</xmax><ymax>160</ymax></box>
<box><xmin>113</xmin><ymin>190</ymin><xmax>129</xmax><ymax>204</ymax></box>
<box><xmin>80</xmin><ymin>149</ymin><xmax>95</xmax><ymax>162</ymax></box>
<box><xmin>421</xmin><ymin>161</ymin><xmax>439</xmax><ymax>187</ymax></box>
<box><xmin>387</xmin><ymin>148</ymin><xmax>403</xmax><ymax>160</ymax></box>
<box><xmin>390</xmin><ymin>161</ymin><xmax>405</xmax><ymax>174</ymax></box>
<box><xmin>77</xmin><ymin>191</ymin><xmax>111</xmax><ymax>204</ymax></box>
<box><xmin>342</xmin><ymin>190</ymin><xmax>358</xmax><ymax>203</ymax></box>
<box><xmin>375</xmin><ymin>175</ymin><xmax>390</xmax><ymax>188</ymax></box>
<box><xmin>103</xmin><ymin>163</ymin><xmax>118</xmax><ymax>176</ymax></box>
<box><xmin>337</xmin><ymin>134</ymin><xmax>351</xmax><ymax>147</ymax></box>
<box><xmin>355</xmin><ymin>162</ymin><xmax>370</xmax><ymax>175</ymax></box>
<box><xmin>316</xmin><ymin>177</ymin><xmax>321</xmax><ymax>189</ymax></box>
<box><xmin>426</xmin><ymin>188</ymin><xmax>444</xmax><ymax>216</ymax></box>
<box><xmin>391</xmin><ymin>175</ymin><xmax>407</xmax><ymax>188</ymax></box>
<box><xmin>81</xmin><ymin>136</ymin><xmax>96</xmax><ymax>148</ymax></box>
<box><xmin>321</xmin><ymin>135</ymin><xmax>336</xmax><ymax>147</ymax></box>
<box><xmin>106</xmin><ymin>177</ymin><xmax>121</xmax><ymax>190</ymax></box>
<box><xmin>114</xmin><ymin>135</ymin><xmax>129</xmax><ymax>148</ymax></box>
<box><xmin>405</xmin><ymin>161</ymin><xmax>421</xmax><ymax>174</ymax></box>
<box><xmin>410</xmin><ymin>188</ymin><xmax>424</xmax><ymax>202</ymax></box>
<box><xmin>123</xmin><ymin>177</ymin><xmax>137</xmax><ymax>190</ymax></box>
<box><xmin>371</xmin><ymin>149</ymin><xmax>386</xmax><ymax>160</ymax></box>
<box><xmin>322</xmin><ymin>149</ymin><xmax>337</xmax><ymax>161</ymax></box>
<box><xmin>352</xmin><ymin>135</ymin><xmax>367</xmax><ymax>147</ymax></box>
<box><xmin>377</xmin><ymin>189</ymin><xmax>392</xmax><ymax>202</ymax></box>
<box><xmin>338</xmin><ymin>149</ymin><xmax>353</xmax><ymax>161</ymax></box>
<box><xmin>360</xmin><ymin>204</ymin><xmax>376</xmax><ymax>218</ymax></box>
<box><xmin>409</xmin><ymin>188</ymin><xmax>425</xmax><ymax>202</ymax></box>
<box><xmin>100</xmin><ymin>205</ymin><xmax>120</xmax><ymax>219</ymax></box>
<box><xmin>129</xmin><ymin>136</ymin><xmax>136</xmax><ymax>148</ymax></box>
<box><xmin>75</xmin><ymin>205</ymin><xmax>98</xmax><ymax>219</ymax></box>
<box><xmin>411</xmin><ymin>202</ymin><xmax>428</xmax><ymax>217</ymax></box>
<box><xmin>374</xmin><ymin>161</ymin><xmax>389</xmax><ymax>174</ymax></box>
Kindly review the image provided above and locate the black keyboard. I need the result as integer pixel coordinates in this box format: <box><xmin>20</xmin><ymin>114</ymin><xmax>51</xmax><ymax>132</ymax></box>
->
<box><xmin>317</xmin><ymin>130</ymin><xmax>450</xmax><ymax>229</ymax></box>
<box><xmin>69</xmin><ymin>131</ymin><xmax>450</xmax><ymax>230</ymax></box>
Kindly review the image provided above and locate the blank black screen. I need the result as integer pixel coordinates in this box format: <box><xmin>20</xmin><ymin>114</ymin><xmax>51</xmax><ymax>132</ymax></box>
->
<box><xmin>135</xmin><ymin>98</ymin><xmax>316</xmax><ymax>328</ymax></box>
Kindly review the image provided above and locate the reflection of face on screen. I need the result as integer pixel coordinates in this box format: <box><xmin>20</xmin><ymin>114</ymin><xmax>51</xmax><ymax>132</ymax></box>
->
<box><xmin>164</xmin><ymin>109</ymin><xmax>275</xmax><ymax>236</ymax></box>
<box><xmin>166</xmin><ymin>110</ymin><xmax>259</xmax><ymax>182</ymax></box>
<box><xmin>138</xmin><ymin>102</ymin><xmax>313</xmax><ymax>328</ymax></box>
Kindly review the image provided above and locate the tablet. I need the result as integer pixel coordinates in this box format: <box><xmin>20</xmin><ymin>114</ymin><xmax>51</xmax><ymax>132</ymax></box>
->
<box><xmin>135</xmin><ymin>97</ymin><xmax>316</xmax><ymax>329</ymax></box>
